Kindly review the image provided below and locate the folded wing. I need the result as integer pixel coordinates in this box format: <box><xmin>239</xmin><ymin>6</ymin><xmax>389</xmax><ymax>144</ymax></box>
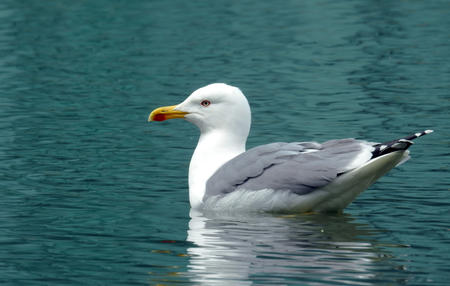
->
<box><xmin>204</xmin><ymin>139</ymin><xmax>374</xmax><ymax>201</ymax></box>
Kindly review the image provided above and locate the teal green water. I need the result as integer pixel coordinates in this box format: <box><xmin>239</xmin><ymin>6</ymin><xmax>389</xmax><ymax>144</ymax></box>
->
<box><xmin>0</xmin><ymin>0</ymin><xmax>449</xmax><ymax>285</ymax></box>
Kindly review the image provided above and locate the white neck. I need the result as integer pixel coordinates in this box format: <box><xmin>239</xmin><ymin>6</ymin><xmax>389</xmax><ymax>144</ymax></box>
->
<box><xmin>188</xmin><ymin>130</ymin><xmax>246</xmax><ymax>209</ymax></box>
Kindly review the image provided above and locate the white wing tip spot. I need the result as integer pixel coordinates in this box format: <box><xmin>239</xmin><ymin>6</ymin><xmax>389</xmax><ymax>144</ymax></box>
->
<box><xmin>399</xmin><ymin>139</ymin><xmax>413</xmax><ymax>144</ymax></box>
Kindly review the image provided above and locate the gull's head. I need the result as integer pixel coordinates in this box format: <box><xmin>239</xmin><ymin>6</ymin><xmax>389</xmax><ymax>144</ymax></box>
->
<box><xmin>149</xmin><ymin>83</ymin><xmax>251</xmax><ymax>137</ymax></box>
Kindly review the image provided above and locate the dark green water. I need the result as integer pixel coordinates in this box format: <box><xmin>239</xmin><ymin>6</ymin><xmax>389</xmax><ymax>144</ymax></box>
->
<box><xmin>0</xmin><ymin>0</ymin><xmax>449</xmax><ymax>285</ymax></box>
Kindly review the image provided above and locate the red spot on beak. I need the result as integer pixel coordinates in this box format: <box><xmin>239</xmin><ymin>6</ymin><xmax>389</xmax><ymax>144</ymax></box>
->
<box><xmin>152</xmin><ymin>114</ymin><xmax>166</xmax><ymax>121</ymax></box>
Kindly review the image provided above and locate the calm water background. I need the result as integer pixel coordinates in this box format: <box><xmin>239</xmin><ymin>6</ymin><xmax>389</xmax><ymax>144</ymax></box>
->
<box><xmin>0</xmin><ymin>0</ymin><xmax>449</xmax><ymax>285</ymax></box>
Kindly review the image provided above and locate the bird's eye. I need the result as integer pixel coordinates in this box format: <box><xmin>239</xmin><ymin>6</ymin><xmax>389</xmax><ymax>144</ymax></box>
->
<box><xmin>201</xmin><ymin>100</ymin><xmax>211</xmax><ymax>107</ymax></box>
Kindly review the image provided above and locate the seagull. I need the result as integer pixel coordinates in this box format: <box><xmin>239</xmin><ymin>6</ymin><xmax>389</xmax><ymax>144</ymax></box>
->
<box><xmin>149</xmin><ymin>83</ymin><xmax>432</xmax><ymax>213</ymax></box>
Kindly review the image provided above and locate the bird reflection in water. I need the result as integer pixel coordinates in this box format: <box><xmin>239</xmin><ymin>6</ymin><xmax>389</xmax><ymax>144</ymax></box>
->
<box><xmin>186</xmin><ymin>209</ymin><xmax>397</xmax><ymax>285</ymax></box>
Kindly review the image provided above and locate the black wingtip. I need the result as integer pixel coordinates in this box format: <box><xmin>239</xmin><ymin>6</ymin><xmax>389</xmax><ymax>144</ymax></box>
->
<box><xmin>403</xmin><ymin>129</ymin><xmax>434</xmax><ymax>141</ymax></box>
<box><xmin>371</xmin><ymin>129</ymin><xmax>433</xmax><ymax>159</ymax></box>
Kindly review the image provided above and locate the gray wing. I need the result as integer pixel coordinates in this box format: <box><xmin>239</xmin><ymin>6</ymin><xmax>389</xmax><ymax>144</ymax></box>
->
<box><xmin>204</xmin><ymin>139</ymin><xmax>372</xmax><ymax>201</ymax></box>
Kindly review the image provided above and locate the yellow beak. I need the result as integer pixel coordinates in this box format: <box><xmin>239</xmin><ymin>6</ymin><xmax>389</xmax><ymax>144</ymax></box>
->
<box><xmin>148</xmin><ymin>105</ymin><xmax>188</xmax><ymax>122</ymax></box>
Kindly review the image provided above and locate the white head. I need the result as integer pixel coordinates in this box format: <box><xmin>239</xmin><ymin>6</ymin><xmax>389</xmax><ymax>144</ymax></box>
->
<box><xmin>150</xmin><ymin>83</ymin><xmax>251</xmax><ymax>141</ymax></box>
